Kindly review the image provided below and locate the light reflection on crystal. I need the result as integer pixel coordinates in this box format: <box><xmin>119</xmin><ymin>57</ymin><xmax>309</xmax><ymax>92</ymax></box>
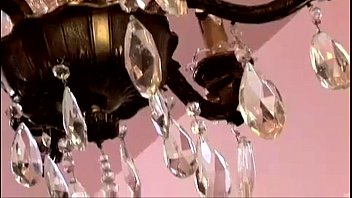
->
<box><xmin>154</xmin><ymin>0</ymin><xmax>188</xmax><ymax>16</ymax></box>
<box><xmin>238</xmin><ymin>62</ymin><xmax>285</xmax><ymax>139</ymax></box>
<box><xmin>163</xmin><ymin>120</ymin><xmax>197</xmax><ymax>178</ymax></box>
<box><xmin>44</xmin><ymin>155</ymin><xmax>69</xmax><ymax>198</ymax></box>
<box><xmin>62</xmin><ymin>87</ymin><xmax>88</xmax><ymax>151</ymax></box>
<box><xmin>124</xmin><ymin>15</ymin><xmax>162</xmax><ymax>98</ymax></box>
<box><xmin>195</xmin><ymin>136</ymin><xmax>231</xmax><ymax>197</ymax></box>
<box><xmin>25</xmin><ymin>0</ymin><xmax>49</xmax><ymax>15</ymax></box>
<box><xmin>237</xmin><ymin>136</ymin><xmax>256</xmax><ymax>197</ymax></box>
<box><xmin>68</xmin><ymin>178</ymin><xmax>89</xmax><ymax>198</ymax></box>
<box><xmin>310</xmin><ymin>31</ymin><xmax>350</xmax><ymax>89</ymax></box>
<box><xmin>10</xmin><ymin>123</ymin><xmax>43</xmax><ymax>188</ymax></box>
<box><xmin>1</xmin><ymin>11</ymin><xmax>13</xmax><ymax>37</ymax></box>
<box><xmin>150</xmin><ymin>91</ymin><xmax>170</xmax><ymax>137</ymax></box>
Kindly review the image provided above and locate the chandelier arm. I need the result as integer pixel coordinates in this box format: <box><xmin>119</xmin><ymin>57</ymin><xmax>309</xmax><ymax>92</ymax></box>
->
<box><xmin>166</xmin><ymin>60</ymin><xmax>244</xmax><ymax>126</ymax></box>
<box><xmin>0</xmin><ymin>0</ymin><xmax>33</xmax><ymax>24</ymax></box>
<box><xmin>187</xmin><ymin>0</ymin><xmax>314</xmax><ymax>24</ymax></box>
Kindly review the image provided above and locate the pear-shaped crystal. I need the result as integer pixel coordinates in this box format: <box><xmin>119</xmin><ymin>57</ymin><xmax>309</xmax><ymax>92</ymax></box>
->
<box><xmin>10</xmin><ymin>123</ymin><xmax>43</xmax><ymax>188</ymax></box>
<box><xmin>163</xmin><ymin>120</ymin><xmax>197</xmax><ymax>178</ymax></box>
<box><xmin>310</xmin><ymin>31</ymin><xmax>350</xmax><ymax>89</ymax></box>
<box><xmin>237</xmin><ymin>136</ymin><xmax>256</xmax><ymax>197</ymax></box>
<box><xmin>195</xmin><ymin>136</ymin><xmax>231</xmax><ymax>197</ymax></box>
<box><xmin>1</xmin><ymin>11</ymin><xmax>13</xmax><ymax>38</ymax></box>
<box><xmin>62</xmin><ymin>87</ymin><xmax>88</xmax><ymax>151</ymax></box>
<box><xmin>44</xmin><ymin>155</ymin><xmax>69</xmax><ymax>198</ymax></box>
<box><xmin>124</xmin><ymin>16</ymin><xmax>162</xmax><ymax>98</ymax></box>
<box><xmin>150</xmin><ymin>91</ymin><xmax>170</xmax><ymax>137</ymax></box>
<box><xmin>120</xmin><ymin>141</ymin><xmax>141</xmax><ymax>197</ymax></box>
<box><xmin>238</xmin><ymin>63</ymin><xmax>285</xmax><ymax>140</ymax></box>
<box><xmin>68</xmin><ymin>178</ymin><xmax>89</xmax><ymax>198</ymax></box>
<box><xmin>154</xmin><ymin>0</ymin><xmax>188</xmax><ymax>16</ymax></box>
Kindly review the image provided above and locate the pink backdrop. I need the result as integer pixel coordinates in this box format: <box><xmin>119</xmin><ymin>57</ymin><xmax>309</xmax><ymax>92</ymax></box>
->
<box><xmin>1</xmin><ymin>0</ymin><xmax>350</xmax><ymax>197</ymax></box>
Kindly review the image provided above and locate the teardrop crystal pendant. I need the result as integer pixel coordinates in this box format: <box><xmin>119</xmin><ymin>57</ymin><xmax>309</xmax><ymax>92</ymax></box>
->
<box><xmin>238</xmin><ymin>62</ymin><xmax>285</xmax><ymax>140</ymax></box>
<box><xmin>120</xmin><ymin>141</ymin><xmax>141</xmax><ymax>197</ymax></box>
<box><xmin>68</xmin><ymin>178</ymin><xmax>89</xmax><ymax>198</ymax></box>
<box><xmin>62</xmin><ymin>87</ymin><xmax>88</xmax><ymax>151</ymax></box>
<box><xmin>310</xmin><ymin>31</ymin><xmax>350</xmax><ymax>89</ymax></box>
<box><xmin>124</xmin><ymin>15</ymin><xmax>162</xmax><ymax>98</ymax></box>
<box><xmin>195</xmin><ymin>136</ymin><xmax>231</xmax><ymax>197</ymax></box>
<box><xmin>150</xmin><ymin>91</ymin><xmax>170</xmax><ymax>137</ymax></box>
<box><xmin>44</xmin><ymin>155</ymin><xmax>69</xmax><ymax>198</ymax></box>
<box><xmin>163</xmin><ymin>119</ymin><xmax>197</xmax><ymax>178</ymax></box>
<box><xmin>95</xmin><ymin>154</ymin><xmax>119</xmax><ymax>198</ymax></box>
<box><xmin>10</xmin><ymin>123</ymin><xmax>43</xmax><ymax>188</ymax></box>
<box><xmin>237</xmin><ymin>136</ymin><xmax>256</xmax><ymax>197</ymax></box>
<box><xmin>154</xmin><ymin>0</ymin><xmax>188</xmax><ymax>16</ymax></box>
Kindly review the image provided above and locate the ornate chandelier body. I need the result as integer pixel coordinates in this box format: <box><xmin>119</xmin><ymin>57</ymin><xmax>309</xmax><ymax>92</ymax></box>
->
<box><xmin>1</xmin><ymin>0</ymin><xmax>349</xmax><ymax>197</ymax></box>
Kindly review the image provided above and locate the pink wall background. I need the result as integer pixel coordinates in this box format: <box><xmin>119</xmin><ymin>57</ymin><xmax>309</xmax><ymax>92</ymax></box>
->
<box><xmin>1</xmin><ymin>0</ymin><xmax>350</xmax><ymax>197</ymax></box>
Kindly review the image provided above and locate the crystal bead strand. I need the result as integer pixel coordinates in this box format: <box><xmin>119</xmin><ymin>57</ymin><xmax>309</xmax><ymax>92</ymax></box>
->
<box><xmin>186</xmin><ymin>102</ymin><xmax>232</xmax><ymax>197</ymax></box>
<box><xmin>308</xmin><ymin>4</ymin><xmax>350</xmax><ymax>89</ymax></box>
<box><xmin>123</xmin><ymin>15</ymin><xmax>197</xmax><ymax>178</ymax></box>
<box><xmin>58</xmin><ymin>138</ymin><xmax>89</xmax><ymax>197</ymax></box>
<box><xmin>231</xmin><ymin>24</ymin><xmax>286</xmax><ymax>140</ymax></box>
<box><xmin>118</xmin><ymin>125</ymin><xmax>141</xmax><ymax>197</ymax></box>
<box><xmin>52</xmin><ymin>64</ymin><xmax>88</xmax><ymax>151</ymax></box>
<box><xmin>95</xmin><ymin>147</ymin><xmax>119</xmax><ymax>197</ymax></box>
<box><xmin>230</xmin><ymin>127</ymin><xmax>256</xmax><ymax>198</ymax></box>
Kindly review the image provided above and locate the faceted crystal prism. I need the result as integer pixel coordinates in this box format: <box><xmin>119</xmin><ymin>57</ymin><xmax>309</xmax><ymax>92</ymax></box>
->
<box><xmin>124</xmin><ymin>16</ymin><xmax>162</xmax><ymax>98</ymax></box>
<box><xmin>310</xmin><ymin>31</ymin><xmax>350</xmax><ymax>89</ymax></box>
<box><xmin>154</xmin><ymin>0</ymin><xmax>188</xmax><ymax>16</ymax></box>
<box><xmin>10</xmin><ymin>123</ymin><xmax>43</xmax><ymax>187</ymax></box>
<box><xmin>163</xmin><ymin>120</ymin><xmax>197</xmax><ymax>178</ymax></box>
<box><xmin>44</xmin><ymin>155</ymin><xmax>69</xmax><ymax>198</ymax></box>
<box><xmin>62</xmin><ymin>87</ymin><xmax>88</xmax><ymax>151</ymax></box>
<box><xmin>150</xmin><ymin>91</ymin><xmax>170</xmax><ymax>137</ymax></box>
<box><xmin>68</xmin><ymin>178</ymin><xmax>89</xmax><ymax>198</ymax></box>
<box><xmin>238</xmin><ymin>63</ymin><xmax>285</xmax><ymax>139</ymax></box>
<box><xmin>237</xmin><ymin>137</ymin><xmax>256</xmax><ymax>197</ymax></box>
<box><xmin>120</xmin><ymin>141</ymin><xmax>141</xmax><ymax>197</ymax></box>
<box><xmin>25</xmin><ymin>0</ymin><xmax>49</xmax><ymax>15</ymax></box>
<box><xmin>195</xmin><ymin>136</ymin><xmax>231</xmax><ymax>197</ymax></box>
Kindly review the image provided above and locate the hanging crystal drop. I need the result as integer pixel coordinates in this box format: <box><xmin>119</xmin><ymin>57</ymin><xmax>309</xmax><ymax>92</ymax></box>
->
<box><xmin>310</xmin><ymin>31</ymin><xmax>350</xmax><ymax>89</ymax></box>
<box><xmin>163</xmin><ymin>119</ymin><xmax>197</xmax><ymax>178</ymax></box>
<box><xmin>238</xmin><ymin>62</ymin><xmax>285</xmax><ymax>140</ymax></box>
<box><xmin>10</xmin><ymin>123</ymin><xmax>43</xmax><ymax>188</ymax></box>
<box><xmin>96</xmin><ymin>154</ymin><xmax>119</xmax><ymax>198</ymax></box>
<box><xmin>154</xmin><ymin>0</ymin><xmax>188</xmax><ymax>16</ymax></box>
<box><xmin>150</xmin><ymin>91</ymin><xmax>170</xmax><ymax>137</ymax></box>
<box><xmin>61</xmin><ymin>152</ymin><xmax>74</xmax><ymax>173</ymax></box>
<box><xmin>195</xmin><ymin>135</ymin><xmax>231</xmax><ymax>197</ymax></box>
<box><xmin>120</xmin><ymin>0</ymin><xmax>139</xmax><ymax>13</ymax></box>
<box><xmin>41</xmin><ymin>132</ymin><xmax>51</xmax><ymax>149</ymax></box>
<box><xmin>237</xmin><ymin>136</ymin><xmax>256</xmax><ymax>197</ymax></box>
<box><xmin>124</xmin><ymin>15</ymin><xmax>162</xmax><ymax>98</ymax></box>
<box><xmin>68</xmin><ymin>178</ymin><xmax>89</xmax><ymax>198</ymax></box>
<box><xmin>25</xmin><ymin>0</ymin><xmax>49</xmax><ymax>15</ymax></box>
<box><xmin>1</xmin><ymin>11</ymin><xmax>13</xmax><ymax>38</ymax></box>
<box><xmin>120</xmin><ymin>140</ymin><xmax>141</xmax><ymax>197</ymax></box>
<box><xmin>44</xmin><ymin>155</ymin><xmax>69</xmax><ymax>198</ymax></box>
<box><xmin>62</xmin><ymin>87</ymin><xmax>88</xmax><ymax>151</ymax></box>
<box><xmin>5</xmin><ymin>102</ymin><xmax>23</xmax><ymax>119</ymax></box>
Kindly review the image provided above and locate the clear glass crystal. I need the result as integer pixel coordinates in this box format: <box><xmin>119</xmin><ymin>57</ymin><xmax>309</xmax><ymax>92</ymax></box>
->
<box><xmin>191</xmin><ymin>120</ymin><xmax>207</xmax><ymax>135</ymax></box>
<box><xmin>150</xmin><ymin>91</ymin><xmax>170</xmax><ymax>137</ymax></box>
<box><xmin>44</xmin><ymin>155</ymin><xmax>69</xmax><ymax>198</ymax></box>
<box><xmin>163</xmin><ymin>120</ymin><xmax>197</xmax><ymax>178</ymax></box>
<box><xmin>62</xmin><ymin>87</ymin><xmax>88</xmax><ymax>151</ymax></box>
<box><xmin>41</xmin><ymin>132</ymin><xmax>51</xmax><ymax>148</ymax></box>
<box><xmin>10</xmin><ymin>123</ymin><xmax>43</xmax><ymax>188</ymax></box>
<box><xmin>186</xmin><ymin>102</ymin><xmax>201</xmax><ymax>117</ymax></box>
<box><xmin>154</xmin><ymin>0</ymin><xmax>188</xmax><ymax>16</ymax></box>
<box><xmin>120</xmin><ymin>141</ymin><xmax>141</xmax><ymax>197</ymax></box>
<box><xmin>195</xmin><ymin>136</ymin><xmax>231</xmax><ymax>197</ymax></box>
<box><xmin>61</xmin><ymin>152</ymin><xmax>74</xmax><ymax>173</ymax></box>
<box><xmin>58</xmin><ymin>138</ymin><xmax>73</xmax><ymax>153</ymax></box>
<box><xmin>52</xmin><ymin>64</ymin><xmax>70</xmax><ymax>81</ymax></box>
<box><xmin>25</xmin><ymin>0</ymin><xmax>49</xmax><ymax>15</ymax></box>
<box><xmin>120</xmin><ymin>0</ymin><xmax>139</xmax><ymax>13</ymax></box>
<box><xmin>1</xmin><ymin>67</ymin><xmax>15</xmax><ymax>96</ymax></box>
<box><xmin>118</xmin><ymin>124</ymin><xmax>128</xmax><ymax>139</ymax></box>
<box><xmin>68</xmin><ymin>178</ymin><xmax>89</xmax><ymax>198</ymax></box>
<box><xmin>237</xmin><ymin>136</ymin><xmax>256</xmax><ymax>197</ymax></box>
<box><xmin>95</xmin><ymin>184</ymin><xmax>119</xmax><ymax>198</ymax></box>
<box><xmin>1</xmin><ymin>11</ymin><xmax>13</xmax><ymax>37</ymax></box>
<box><xmin>310</xmin><ymin>6</ymin><xmax>322</xmax><ymax>25</ymax></box>
<box><xmin>310</xmin><ymin>31</ymin><xmax>350</xmax><ymax>89</ymax></box>
<box><xmin>238</xmin><ymin>62</ymin><xmax>285</xmax><ymax>139</ymax></box>
<box><xmin>6</xmin><ymin>102</ymin><xmax>23</xmax><ymax>119</ymax></box>
<box><xmin>124</xmin><ymin>15</ymin><xmax>162</xmax><ymax>98</ymax></box>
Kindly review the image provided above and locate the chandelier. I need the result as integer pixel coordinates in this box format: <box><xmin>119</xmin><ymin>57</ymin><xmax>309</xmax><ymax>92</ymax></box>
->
<box><xmin>1</xmin><ymin>0</ymin><xmax>349</xmax><ymax>197</ymax></box>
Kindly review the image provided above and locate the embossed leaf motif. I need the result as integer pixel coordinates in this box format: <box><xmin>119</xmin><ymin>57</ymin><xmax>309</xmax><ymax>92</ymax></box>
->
<box><xmin>237</xmin><ymin>137</ymin><xmax>256</xmax><ymax>197</ymax></box>
<box><xmin>62</xmin><ymin>87</ymin><xmax>88</xmax><ymax>151</ymax></box>
<box><xmin>10</xmin><ymin>123</ymin><xmax>43</xmax><ymax>188</ymax></box>
<box><xmin>195</xmin><ymin>136</ymin><xmax>231</xmax><ymax>197</ymax></box>
<box><xmin>238</xmin><ymin>62</ymin><xmax>285</xmax><ymax>140</ymax></box>
<box><xmin>124</xmin><ymin>15</ymin><xmax>162</xmax><ymax>98</ymax></box>
<box><xmin>44</xmin><ymin>155</ymin><xmax>69</xmax><ymax>198</ymax></box>
<box><xmin>310</xmin><ymin>31</ymin><xmax>350</xmax><ymax>89</ymax></box>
